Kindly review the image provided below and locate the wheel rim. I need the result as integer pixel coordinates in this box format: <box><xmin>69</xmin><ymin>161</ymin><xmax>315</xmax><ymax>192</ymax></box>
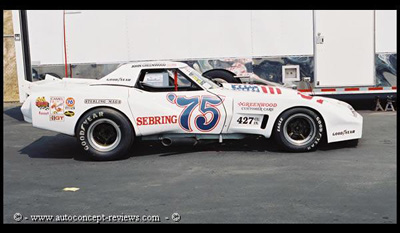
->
<box><xmin>87</xmin><ymin>119</ymin><xmax>122</xmax><ymax>152</ymax></box>
<box><xmin>283</xmin><ymin>113</ymin><xmax>316</xmax><ymax>146</ymax></box>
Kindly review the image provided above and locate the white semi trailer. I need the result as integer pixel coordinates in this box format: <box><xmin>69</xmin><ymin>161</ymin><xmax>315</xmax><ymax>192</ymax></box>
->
<box><xmin>12</xmin><ymin>10</ymin><xmax>397</xmax><ymax>108</ymax></box>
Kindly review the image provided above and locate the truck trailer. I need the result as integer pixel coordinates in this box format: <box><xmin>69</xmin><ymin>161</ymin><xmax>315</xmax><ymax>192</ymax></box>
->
<box><xmin>12</xmin><ymin>10</ymin><xmax>397</xmax><ymax>108</ymax></box>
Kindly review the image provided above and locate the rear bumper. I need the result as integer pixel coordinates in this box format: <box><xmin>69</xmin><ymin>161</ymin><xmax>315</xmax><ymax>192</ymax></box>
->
<box><xmin>20</xmin><ymin>96</ymin><xmax>32</xmax><ymax>123</ymax></box>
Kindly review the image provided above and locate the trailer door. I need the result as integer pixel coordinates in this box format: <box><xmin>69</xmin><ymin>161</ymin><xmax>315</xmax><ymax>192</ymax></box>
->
<box><xmin>314</xmin><ymin>10</ymin><xmax>375</xmax><ymax>87</ymax></box>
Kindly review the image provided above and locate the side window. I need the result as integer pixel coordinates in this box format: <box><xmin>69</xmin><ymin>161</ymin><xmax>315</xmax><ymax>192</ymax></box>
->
<box><xmin>137</xmin><ymin>69</ymin><xmax>202</xmax><ymax>92</ymax></box>
<box><xmin>142</xmin><ymin>71</ymin><xmax>170</xmax><ymax>87</ymax></box>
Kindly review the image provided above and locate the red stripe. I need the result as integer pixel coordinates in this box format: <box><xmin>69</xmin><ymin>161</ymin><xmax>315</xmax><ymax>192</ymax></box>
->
<box><xmin>261</xmin><ymin>86</ymin><xmax>268</xmax><ymax>94</ymax></box>
<box><xmin>276</xmin><ymin>88</ymin><xmax>282</xmax><ymax>94</ymax></box>
<box><xmin>321</xmin><ymin>88</ymin><xmax>336</xmax><ymax>92</ymax></box>
<box><xmin>345</xmin><ymin>88</ymin><xmax>360</xmax><ymax>91</ymax></box>
<box><xmin>298</xmin><ymin>89</ymin><xmax>312</xmax><ymax>92</ymax></box>
<box><xmin>368</xmin><ymin>87</ymin><xmax>383</xmax><ymax>91</ymax></box>
<box><xmin>269</xmin><ymin>87</ymin><xmax>275</xmax><ymax>94</ymax></box>
<box><xmin>392</xmin><ymin>87</ymin><xmax>397</xmax><ymax>90</ymax></box>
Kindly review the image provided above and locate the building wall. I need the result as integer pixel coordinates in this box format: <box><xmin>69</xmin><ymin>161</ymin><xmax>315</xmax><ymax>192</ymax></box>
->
<box><xmin>3</xmin><ymin>10</ymin><xmax>19</xmax><ymax>102</ymax></box>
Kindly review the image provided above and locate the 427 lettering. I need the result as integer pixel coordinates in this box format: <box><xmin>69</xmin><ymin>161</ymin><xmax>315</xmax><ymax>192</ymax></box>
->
<box><xmin>237</xmin><ymin>116</ymin><xmax>259</xmax><ymax>125</ymax></box>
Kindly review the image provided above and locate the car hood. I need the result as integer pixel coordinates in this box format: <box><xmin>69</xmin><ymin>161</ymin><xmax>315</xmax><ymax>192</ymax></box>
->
<box><xmin>209</xmin><ymin>83</ymin><xmax>355</xmax><ymax>111</ymax></box>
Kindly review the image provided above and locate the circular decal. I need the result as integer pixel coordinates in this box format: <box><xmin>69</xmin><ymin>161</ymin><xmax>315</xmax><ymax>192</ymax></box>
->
<box><xmin>66</xmin><ymin>97</ymin><xmax>75</xmax><ymax>107</ymax></box>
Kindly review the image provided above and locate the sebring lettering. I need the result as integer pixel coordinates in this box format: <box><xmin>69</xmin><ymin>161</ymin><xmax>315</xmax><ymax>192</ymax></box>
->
<box><xmin>136</xmin><ymin>115</ymin><xmax>178</xmax><ymax>126</ymax></box>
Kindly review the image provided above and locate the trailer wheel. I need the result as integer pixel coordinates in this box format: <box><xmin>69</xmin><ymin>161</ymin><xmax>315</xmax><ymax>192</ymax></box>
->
<box><xmin>202</xmin><ymin>69</ymin><xmax>240</xmax><ymax>85</ymax></box>
<box><xmin>273</xmin><ymin>108</ymin><xmax>324</xmax><ymax>152</ymax></box>
<box><xmin>76</xmin><ymin>108</ymin><xmax>134</xmax><ymax>161</ymax></box>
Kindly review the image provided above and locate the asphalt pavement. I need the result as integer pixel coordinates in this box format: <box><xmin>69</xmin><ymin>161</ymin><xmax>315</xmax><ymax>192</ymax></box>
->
<box><xmin>3</xmin><ymin>102</ymin><xmax>397</xmax><ymax>223</ymax></box>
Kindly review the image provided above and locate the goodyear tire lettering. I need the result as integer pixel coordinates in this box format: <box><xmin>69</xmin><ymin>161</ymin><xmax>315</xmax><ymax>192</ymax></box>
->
<box><xmin>274</xmin><ymin>108</ymin><xmax>325</xmax><ymax>152</ymax></box>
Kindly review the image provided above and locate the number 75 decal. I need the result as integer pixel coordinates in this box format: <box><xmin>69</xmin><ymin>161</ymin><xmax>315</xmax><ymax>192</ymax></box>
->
<box><xmin>167</xmin><ymin>93</ymin><xmax>223</xmax><ymax>132</ymax></box>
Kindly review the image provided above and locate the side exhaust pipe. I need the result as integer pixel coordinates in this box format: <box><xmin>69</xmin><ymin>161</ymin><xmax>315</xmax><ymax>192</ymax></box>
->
<box><xmin>160</xmin><ymin>137</ymin><xmax>197</xmax><ymax>147</ymax></box>
<box><xmin>161</xmin><ymin>138</ymin><xmax>173</xmax><ymax>147</ymax></box>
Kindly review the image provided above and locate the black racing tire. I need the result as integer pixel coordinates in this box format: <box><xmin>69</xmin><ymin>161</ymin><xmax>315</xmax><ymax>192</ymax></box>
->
<box><xmin>273</xmin><ymin>108</ymin><xmax>324</xmax><ymax>152</ymax></box>
<box><xmin>76</xmin><ymin>108</ymin><xmax>134</xmax><ymax>161</ymax></box>
<box><xmin>202</xmin><ymin>69</ymin><xmax>240</xmax><ymax>85</ymax></box>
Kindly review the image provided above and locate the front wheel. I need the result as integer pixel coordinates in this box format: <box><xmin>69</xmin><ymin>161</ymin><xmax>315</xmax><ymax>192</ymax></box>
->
<box><xmin>273</xmin><ymin>108</ymin><xmax>324</xmax><ymax>152</ymax></box>
<box><xmin>76</xmin><ymin>108</ymin><xmax>134</xmax><ymax>160</ymax></box>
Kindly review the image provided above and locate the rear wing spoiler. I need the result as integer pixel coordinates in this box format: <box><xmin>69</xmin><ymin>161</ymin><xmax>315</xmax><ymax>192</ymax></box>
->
<box><xmin>21</xmin><ymin>74</ymin><xmax>61</xmax><ymax>95</ymax></box>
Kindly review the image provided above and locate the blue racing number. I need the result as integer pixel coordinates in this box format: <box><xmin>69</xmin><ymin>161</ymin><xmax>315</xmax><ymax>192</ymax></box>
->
<box><xmin>167</xmin><ymin>93</ymin><xmax>223</xmax><ymax>132</ymax></box>
<box><xmin>176</xmin><ymin>96</ymin><xmax>199</xmax><ymax>131</ymax></box>
<box><xmin>195</xmin><ymin>96</ymin><xmax>222</xmax><ymax>131</ymax></box>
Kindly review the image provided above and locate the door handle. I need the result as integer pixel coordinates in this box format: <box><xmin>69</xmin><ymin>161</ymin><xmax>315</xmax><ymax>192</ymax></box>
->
<box><xmin>316</xmin><ymin>33</ymin><xmax>324</xmax><ymax>44</ymax></box>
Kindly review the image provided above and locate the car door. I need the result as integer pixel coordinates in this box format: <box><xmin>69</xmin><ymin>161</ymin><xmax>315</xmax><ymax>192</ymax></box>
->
<box><xmin>128</xmin><ymin>68</ymin><xmax>226</xmax><ymax>136</ymax></box>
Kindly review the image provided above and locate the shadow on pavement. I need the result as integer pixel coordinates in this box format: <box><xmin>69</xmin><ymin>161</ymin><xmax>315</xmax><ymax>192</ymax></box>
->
<box><xmin>3</xmin><ymin>106</ymin><xmax>25</xmax><ymax>122</ymax></box>
<box><xmin>19</xmin><ymin>133</ymin><xmax>358</xmax><ymax>161</ymax></box>
<box><xmin>19</xmin><ymin>134</ymin><xmax>91</xmax><ymax>161</ymax></box>
<box><xmin>318</xmin><ymin>140</ymin><xmax>360</xmax><ymax>151</ymax></box>
<box><xmin>132</xmin><ymin>136</ymin><xmax>282</xmax><ymax>157</ymax></box>
<box><xmin>18</xmin><ymin>135</ymin><xmax>283</xmax><ymax>161</ymax></box>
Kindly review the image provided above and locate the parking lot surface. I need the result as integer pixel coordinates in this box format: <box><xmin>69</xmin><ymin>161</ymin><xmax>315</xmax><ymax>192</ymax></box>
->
<box><xmin>3</xmin><ymin>102</ymin><xmax>396</xmax><ymax>223</ymax></box>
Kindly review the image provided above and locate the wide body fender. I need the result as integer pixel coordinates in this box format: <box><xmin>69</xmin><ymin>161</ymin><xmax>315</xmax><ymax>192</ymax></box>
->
<box><xmin>22</xmin><ymin>85</ymin><xmax>141</xmax><ymax>137</ymax></box>
<box><xmin>214</xmin><ymin>86</ymin><xmax>362</xmax><ymax>143</ymax></box>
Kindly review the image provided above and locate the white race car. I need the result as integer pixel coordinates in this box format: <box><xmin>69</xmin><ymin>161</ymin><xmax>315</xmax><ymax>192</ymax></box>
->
<box><xmin>21</xmin><ymin>61</ymin><xmax>363</xmax><ymax>160</ymax></box>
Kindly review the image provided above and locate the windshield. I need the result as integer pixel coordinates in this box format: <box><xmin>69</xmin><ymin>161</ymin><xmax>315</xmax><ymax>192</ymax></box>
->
<box><xmin>180</xmin><ymin>66</ymin><xmax>220</xmax><ymax>90</ymax></box>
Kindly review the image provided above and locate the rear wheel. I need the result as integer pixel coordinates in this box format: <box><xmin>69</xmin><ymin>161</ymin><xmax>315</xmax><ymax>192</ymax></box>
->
<box><xmin>76</xmin><ymin>108</ymin><xmax>134</xmax><ymax>160</ymax></box>
<box><xmin>273</xmin><ymin>108</ymin><xmax>324</xmax><ymax>152</ymax></box>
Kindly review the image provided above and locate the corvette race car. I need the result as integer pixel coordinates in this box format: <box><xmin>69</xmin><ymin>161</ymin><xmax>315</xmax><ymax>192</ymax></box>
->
<box><xmin>21</xmin><ymin>61</ymin><xmax>363</xmax><ymax>160</ymax></box>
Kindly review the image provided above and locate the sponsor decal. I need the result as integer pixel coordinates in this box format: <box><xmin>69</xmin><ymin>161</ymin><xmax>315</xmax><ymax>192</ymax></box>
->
<box><xmin>65</xmin><ymin>97</ymin><xmax>76</xmax><ymax>111</ymax></box>
<box><xmin>190</xmin><ymin>75</ymin><xmax>204</xmax><ymax>85</ymax></box>
<box><xmin>64</xmin><ymin>111</ymin><xmax>75</xmax><ymax>117</ymax></box>
<box><xmin>36</xmin><ymin>97</ymin><xmax>50</xmax><ymax>109</ymax></box>
<box><xmin>50</xmin><ymin>97</ymin><xmax>64</xmax><ymax>121</ymax></box>
<box><xmin>332</xmin><ymin>129</ymin><xmax>356</xmax><ymax>137</ymax></box>
<box><xmin>136</xmin><ymin>115</ymin><xmax>177</xmax><ymax>126</ymax></box>
<box><xmin>131</xmin><ymin>63</ymin><xmax>167</xmax><ymax>68</ymax></box>
<box><xmin>236</xmin><ymin>116</ymin><xmax>260</xmax><ymax>125</ymax></box>
<box><xmin>84</xmin><ymin>99</ymin><xmax>121</xmax><ymax>104</ymax></box>
<box><xmin>65</xmin><ymin>97</ymin><xmax>75</xmax><ymax>107</ymax></box>
<box><xmin>50</xmin><ymin>115</ymin><xmax>65</xmax><ymax>121</ymax></box>
<box><xmin>230</xmin><ymin>85</ymin><xmax>282</xmax><ymax>95</ymax></box>
<box><xmin>261</xmin><ymin>86</ymin><xmax>282</xmax><ymax>95</ymax></box>
<box><xmin>167</xmin><ymin>93</ymin><xmax>223</xmax><ymax>132</ymax></box>
<box><xmin>231</xmin><ymin>84</ymin><xmax>260</xmax><ymax>92</ymax></box>
<box><xmin>35</xmin><ymin>97</ymin><xmax>50</xmax><ymax>115</ymax></box>
<box><xmin>105</xmin><ymin>77</ymin><xmax>131</xmax><ymax>82</ymax></box>
<box><xmin>237</xmin><ymin>101</ymin><xmax>277</xmax><ymax>112</ymax></box>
